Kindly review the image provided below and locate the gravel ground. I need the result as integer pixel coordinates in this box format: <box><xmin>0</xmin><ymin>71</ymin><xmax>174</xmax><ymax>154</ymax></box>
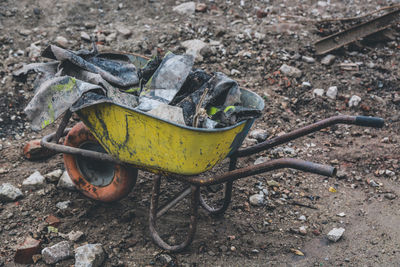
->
<box><xmin>0</xmin><ymin>0</ymin><xmax>399</xmax><ymax>266</ymax></box>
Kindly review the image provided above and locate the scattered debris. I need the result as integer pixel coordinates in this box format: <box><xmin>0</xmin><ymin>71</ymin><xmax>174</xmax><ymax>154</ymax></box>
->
<box><xmin>279</xmin><ymin>64</ymin><xmax>302</xmax><ymax>78</ymax></box>
<box><xmin>254</xmin><ymin>157</ymin><xmax>269</xmax><ymax>165</ymax></box>
<box><xmin>75</xmin><ymin>243</ymin><xmax>105</xmax><ymax>267</ymax></box>
<box><xmin>41</xmin><ymin>241</ymin><xmax>72</xmax><ymax>264</ymax></box>
<box><xmin>249</xmin><ymin>129</ymin><xmax>269</xmax><ymax>142</ymax></box>
<box><xmin>321</xmin><ymin>54</ymin><xmax>336</xmax><ymax>66</ymax></box>
<box><xmin>44</xmin><ymin>169</ymin><xmax>63</xmax><ymax>183</ymax></box>
<box><xmin>249</xmin><ymin>193</ymin><xmax>264</xmax><ymax>206</ymax></box>
<box><xmin>56</xmin><ymin>200</ymin><xmax>71</xmax><ymax>210</ymax></box>
<box><xmin>181</xmin><ymin>39</ymin><xmax>208</xmax><ymax>61</ymax></box>
<box><xmin>23</xmin><ymin>139</ymin><xmax>55</xmax><ymax>160</ymax></box>
<box><xmin>22</xmin><ymin>170</ymin><xmax>45</xmax><ymax>189</ymax></box>
<box><xmin>173</xmin><ymin>2</ymin><xmax>196</xmax><ymax>15</ymax></box>
<box><xmin>314</xmin><ymin>9</ymin><xmax>400</xmax><ymax>55</ymax></box>
<box><xmin>326</xmin><ymin>86</ymin><xmax>338</xmax><ymax>100</ymax></box>
<box><xmin>14</xmin><ymin>237</ymin><xmax>41</xmax><ymax>264</ymax></box>
<box><xmin>57</xmin><ymin>171</ymin><xmax>76</xmax><ymax>190</ymax></box>
<box><xmin>290</xmin><ymin>248</ymin><xmax>305</xmax><ymax>256</ymax></box>
<box><xmin>45</xmin><ymin>215</ymin><xmax>61</xmax><ymax>227</ymax></box>
<box><xmin>328</xmin><ymin>186</ymin><xmax>337</xmax><ymax>193</ymax></box>
<box><xmin>313</xmin><ymin>88</ymin><xmax>324</xmax><ymax>97</ymax></box>
<box><xmin>327</xmin><ymin>227</ymin><xmax>345</xmax><ymax>242</ymax></box>
<box><xmin>339</xmin><ymin>63</ymin><xmax>359</xmax><ymax>71</ymax></box>
<box><xmin>0</xmin><ymin>183</ymin><xmax>23</xmax><ymax>202</ymax></box>
<box><xmin>349</xmin><ymin>95</ymin><xmax>362</xmax><ymax>107</ymax></box>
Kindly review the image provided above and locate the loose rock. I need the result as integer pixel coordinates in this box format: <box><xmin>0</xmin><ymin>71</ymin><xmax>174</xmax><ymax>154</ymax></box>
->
<box><xmin>44</xmin><ymin>169</ymin><xmax>63</xmax><ymax>183</ymax></box>
<box><xmin>116</xmin><ymin>27</ymin><xmax>132</xmax><ymax>38</ymax></box>
<box><xmin>249</xmin><ymin>129</ymin><xmax>269</xmax><ymax>142</ymax></box>
<box><xmin>41</xmin><ymin>241</ymin><xmax>72</xmax><ymax>264</ymax></box>
<box><xmin>0</xmin><ymin>183</ymin><xmax>23</xmax><ymax>202</ymax></box>
<box><xmin>56</xmin><ymin>200</ymin><xmax>71</xmax><ymax>210</ymax></box>
<box><xmin>173</xmin><ymin>2</ymin><xmax>196</xmax><ymax>15</ymax></box>
<box><xmin>302</xmin><ymin>56</ymin><xmax>315</xmax><ymax>63</ymax></box>
<box><xmin>313</xmin><ymin>89</ymin><xmax>324</xmax><ymax>97</ymax></box>
<box><xmin>321</xmin><ymin>54</ymin><xmax>336</xmax><ymax>65</ymax></box>
<box><xmin>249</xmin><ymin>193</ymin><xmax>264</xmax><ymax>206</ymax></box>
<box><xmin>57</xmin><ymin>171</ymin><xmax>76</xmax><ymax>190</ymax></box>
<box><xmin>80</xmin><ymin>32</ymin><xmax>91</xmax><ymax>41</ymax></box>
<box><xmin>22</xmin><ymin>171</ymin><xmax>45</xmax><ymax>189</ymax></box>
<box><xmin>254</xmin><ymin>157</ymin><xmax>268</xmax><ymax>165</ymax></box>
<box><xmin>75</xmin><ymin>243</ymin><xmax>105</xmax><ymax>267</ymax></box>
<box><xmin>326</xmin><ymin>86</ymin><xmax>338</xmax><ymax>99</ymax></box>
<box><xmin>384</xmin><ymin>193</ymin><xmax>396</xmax><ymax>200</ymax></box>
<box><xmin>181</xmin><ymin>39</ymin><xmax>207</xmax><ymax>61</ymax></box>
<box><xmin>54</xmin><ymin>36</ymin><xmax>68</xmax><ymax>48</ymax></box>
<box><xmin>327</xmin><ymin>227</ymin><xmax>345</xmax><ymax>242</ymax></box>
<box><xmin>14</xmin><ymin>237</ymin><xmax>41</xmax><ymax>264</ymax></box>
<box><xmin>349</xmin><ymin>95</ymin><xmax>361</xmax><ymax>107</ymax></box>
<box><xmin>279</xmin><ymin>64</ymin><xmax>302</xmax><ymax>78</ymax></box>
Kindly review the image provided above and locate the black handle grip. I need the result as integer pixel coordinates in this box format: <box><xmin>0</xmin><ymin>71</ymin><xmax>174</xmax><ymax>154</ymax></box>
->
<box><xmin>354</xmin><ymin>116</ymin><xmax>384</xmax><ymax>128</ymax></box>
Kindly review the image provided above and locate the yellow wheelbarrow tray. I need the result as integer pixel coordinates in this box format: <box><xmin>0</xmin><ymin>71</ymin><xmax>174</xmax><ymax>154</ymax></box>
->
<box><xmin>38</xmin><ymin>53</ymin><xmax>386</xmax><ymax>252</ymax></box>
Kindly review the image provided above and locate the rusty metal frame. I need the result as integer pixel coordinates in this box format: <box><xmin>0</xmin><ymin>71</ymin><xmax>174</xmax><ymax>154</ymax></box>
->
<box><xmin>314</xmin><ymin>9</ymin><xmax>400</xmax><ymax>55</ymax></box>
<box><xmin>40</xmin><ymin>113</ymin><xmax>384</xmax><ymax>252</ymax></box>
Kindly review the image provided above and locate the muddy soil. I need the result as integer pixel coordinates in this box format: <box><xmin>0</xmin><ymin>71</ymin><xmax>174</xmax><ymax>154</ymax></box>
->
<box><xmin>0</xmin><ymin>0</ymin><xmax>399</xmax><ymax>266</ymax></box>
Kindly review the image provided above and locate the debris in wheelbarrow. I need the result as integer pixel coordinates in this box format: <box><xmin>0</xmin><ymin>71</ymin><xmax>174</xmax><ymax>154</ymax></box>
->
<box><xmin>14</xmin><ymin>44</ymin><xmax>261</xmax><ymax>130</ymax></box>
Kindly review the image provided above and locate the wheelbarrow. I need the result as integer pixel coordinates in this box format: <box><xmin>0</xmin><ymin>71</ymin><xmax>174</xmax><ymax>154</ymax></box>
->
<box><xmin>39</xmin><ymin>97</ymin><xmax>384</xmax><ymax>252</ymax></box>
<box><xmin>35</xmin><ymin>54</ymin><xmax>385</xmax><ymax>252</ymax></box>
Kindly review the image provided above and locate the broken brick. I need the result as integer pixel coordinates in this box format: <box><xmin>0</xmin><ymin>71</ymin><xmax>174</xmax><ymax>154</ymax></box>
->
<box><xmin>14</xmin><ymin>236</ymin><xmax>41</xmax><ymax>264</ymax></box>
<box><xmin>45</xmin><ymin>215</ymin><xmax>61</xmax><ymax>227</ymax></box>
<box><xmin>23</xmin><ymin>139</ymin><xmax>55</xmax><ymax>160</ymax></box>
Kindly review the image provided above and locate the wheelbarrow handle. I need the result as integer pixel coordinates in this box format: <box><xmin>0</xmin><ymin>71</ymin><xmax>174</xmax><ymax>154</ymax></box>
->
<box><xmin>354</xmin><ymin>116</ymin><xmax>384</xmax><ymax>128</ymax></box>
<box><xmin>234</xmin><ymin>115</ymin><xmax>384</xmax><ymax>158</ymax></box>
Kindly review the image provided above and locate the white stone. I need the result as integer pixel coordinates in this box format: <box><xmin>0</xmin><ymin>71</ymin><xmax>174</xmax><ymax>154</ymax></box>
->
<box><xmin>57</xmin><ymin>171</ymin><xmax>76</xmax><ymax>191</ymax></box>
<box><xmin>254</xmin><ymin>157</ymin><xmax>268</xmax><ymax>165</ymax></box>
<box><xmin>327</xmin><ymin>227</ymin><xmax>345</xmax><ymax>242</ymax></box>
<box><xmin>249</xmin><ymin>193</ymin><xmax>264</xmax><ymax>206</ymax></box>
<box><xmin>0</xmin><ymin>183</ymin><xmax>23</xmax><ymax>202</ymax></box>
<box><xmin>55</xmin><ymin>36</ymin><xmax>68</xmax><ymax>48</ymax></box>
<box><xmin>337</xmin><ymin>212</ymin><xmax>346</xmax><ymax>217</ymax></box>
<box><xmin>313</xmin><ymin>89</ymin><xmax>324</xmax><ymax>97</ymax></box>
<box><xmin>173</xmin><ymin>2</ymin><xmax>196</xmax><ymax>15</ymax></box>
<box><xmin>249</xmin><ymin>129</ymin><xmax>268</xmax><ymax>142</ymax></box>
<box><xmin>348</xmin><ymin>95</ymin><xmax>361</xmax><ymax>107</ymax></box>
<box><xmin>75</xmin><ymin>244</ymin><xmax>105</xmax><ymax>267</ymax></box>
<box><xmin>302</xmin><ymin>56</ymin><xmax>315</xmax><ymax>63</ymax></box>
<box><xmin>299</xmin><ymin>215</ymin><xmax>307</xmax><ymax>221</ymax></box>
<box><xmin>42</xmin><ymin>241</ymin><xmax>72</xmax><ymax>264</ymax></box>
<box><xmin>56</xmin><ymin>200</ymin><xmax>71</xmax><ymax>210</ymax></box>
<box><xmin>28</xmin><ymin>43</ymin><xmax>41</xmax><ymax>58</ymax></box>
<box><xmin>279</xmin><ymin>64</ymin><xmax>302</xmax><ymax>78</ymax></box>
<box><xmin>44</xmin><ymin>169</ymin><xmax>63</xmax><ymax>183</ymax></box>
<box><xmin>326</xmin><ymin>86</ymin><xmax>338</xmax><ymax>99</ymax></box>
<box><xmin>302</xmin><ymin>81</ymin><xmax>312</xmax><ymax>88</ymax></box>
<box><xmin>80</xmin><ymin>32</ymin><xmax>91</xmax><ymax>41</ymax></box>
<box><xmin>23</xmin><ymin>171</ymin><xmax>45</xmax><ymax>189</ymax></box>
<box><xmin>116</xmin><ymin>26</ymin><xmax>132</xmax><ymax>38</ymax></box>
<box><xmin>321</xmin><ymin>54</ymin><xmax>336</xmax><ymax>65</ymax></box>
<box><xmin>181</xmin><ymin>39</ymin><xmax>208</xmax><ymax>61</ymax></box>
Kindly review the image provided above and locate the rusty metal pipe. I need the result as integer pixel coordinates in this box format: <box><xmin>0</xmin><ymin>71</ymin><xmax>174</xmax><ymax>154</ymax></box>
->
<box><xmin>41</xmin><ymin>130</ymin><xmax>123</xmax><ymax>165</ymax></box>
<box><xmin>157</xmin><ymin>187</ymin><xmax>191</xmax><ymax>218</ymax></box>
<box><xmin>174</xmin><ymin>158</ymin><xmax>336</xmax><ymax>186</ymax></box>
<box><xmin>235</xmin><ymin>115</ymin><xmax>384</xmax><ymax>157</ymax></box>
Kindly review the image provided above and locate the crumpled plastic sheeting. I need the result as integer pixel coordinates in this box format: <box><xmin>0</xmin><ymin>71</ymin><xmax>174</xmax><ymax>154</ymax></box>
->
<box><xmin>176</xmin><ymin>72</ymin><xmax>242</xmax><ymax>127</ymax></box>
<box><xmin>24</xmin><ymin>76</ymin><xmax>104</xmax><ymax>131</ymax></box>
<box><xmin>137</xmin><ymin>52</ymin><xmax>194</xmax><ymax>111</ymax></box>
<box><xmin>42</xmin><ymin>45</ymin><xmax>139</xmax><ymax>87</ymax></box>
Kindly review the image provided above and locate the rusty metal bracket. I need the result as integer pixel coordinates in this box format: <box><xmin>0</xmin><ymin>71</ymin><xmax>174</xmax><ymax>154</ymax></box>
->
<box><xmin>315</xmin><ymin>9</ymin><xmax>400</xmax><ymax>55</ymax></box>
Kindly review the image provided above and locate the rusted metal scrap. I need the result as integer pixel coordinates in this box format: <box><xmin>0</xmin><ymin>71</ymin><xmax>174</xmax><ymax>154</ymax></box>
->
<box><xmin>315</xmin><ymin>9</ymin><xmax>400</xmax><ymax>55</ymax></box>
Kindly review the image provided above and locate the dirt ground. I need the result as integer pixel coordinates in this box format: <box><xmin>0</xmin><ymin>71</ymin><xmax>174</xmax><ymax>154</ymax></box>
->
<box><xmin>0</xmin><ymin>0</ymin><xmax>399</xmax><ymax>266</ymax></box>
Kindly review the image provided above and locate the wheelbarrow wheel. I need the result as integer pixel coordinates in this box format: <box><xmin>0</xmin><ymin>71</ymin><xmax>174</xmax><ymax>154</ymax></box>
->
<box><xmin>63</xmin><ymin>122</ymin><xmax>137</xmax><ymax>202</ymax></box>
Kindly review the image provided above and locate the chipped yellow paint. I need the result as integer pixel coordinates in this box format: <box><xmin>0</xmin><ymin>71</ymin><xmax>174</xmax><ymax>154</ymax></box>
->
<box><xmin>78</xmin><ymin>103</ymin><xmax>246</xmax><ymax>175</ymax></box>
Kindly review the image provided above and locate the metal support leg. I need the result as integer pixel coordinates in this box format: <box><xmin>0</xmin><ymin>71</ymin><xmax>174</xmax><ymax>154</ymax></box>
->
<box><xmin>149</xmin><ymin>176</ymin><xmax>200</xmax><ymax>252</ymax></box>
